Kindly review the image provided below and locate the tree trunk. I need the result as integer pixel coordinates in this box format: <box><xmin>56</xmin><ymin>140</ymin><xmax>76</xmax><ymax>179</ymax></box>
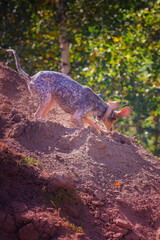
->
<box><xmin>58</xmin><ymin>0</ymin><xmax>71</xmax><ymax>75</ymax></box>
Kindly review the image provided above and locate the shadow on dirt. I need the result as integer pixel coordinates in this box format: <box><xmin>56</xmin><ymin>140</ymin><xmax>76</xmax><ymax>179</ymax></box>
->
<box><xmin>0</xmin><ymin>143</ymin><xmax>107</xmax><ymax>240</ymax></box>
<box><xmin>0</xmin><ymin>63</ymin><xmax>27</xmax><ymax>101</ymax></box>
<box><xmin>9</xmin><ymin>118</ymin><xmax>69</xmax><ymax>153</ymax></box>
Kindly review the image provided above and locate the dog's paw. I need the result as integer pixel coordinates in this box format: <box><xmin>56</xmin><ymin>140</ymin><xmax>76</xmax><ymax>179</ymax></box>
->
<box><xmin>34</xmin><ymin>112</ymin><xmax>42</xmax><ymax>120</ymax></box>
<box><xmin>100</xmin><ymin>130</ymin><xmax>109</xmax><ymax>135</ymax></box>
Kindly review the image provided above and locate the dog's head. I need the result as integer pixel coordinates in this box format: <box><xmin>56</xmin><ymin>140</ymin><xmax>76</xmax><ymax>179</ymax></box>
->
<box><xmin>103</xmin><ymin>101</ymin><xmax>132</xmax><ymax>131</ymax></box>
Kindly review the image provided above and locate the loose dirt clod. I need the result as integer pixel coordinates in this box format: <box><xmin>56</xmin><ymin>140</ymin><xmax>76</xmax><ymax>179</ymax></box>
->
<box><xmin>0</xmin><ymin>62</ymin><xmax>160</xmax><ymax>239</ymax></box>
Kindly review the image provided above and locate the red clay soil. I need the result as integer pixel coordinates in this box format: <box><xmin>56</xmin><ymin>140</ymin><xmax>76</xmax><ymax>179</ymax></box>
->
<box><xmin>0</xmin><ymin>62</ymin><xmax>160</xmax><ymax>240</ymax></box>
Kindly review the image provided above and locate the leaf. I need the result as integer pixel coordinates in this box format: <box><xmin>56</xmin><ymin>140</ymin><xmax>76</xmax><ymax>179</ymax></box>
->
<box><xmin>114</xmin><ymin>183</ymin><xmax>121</xmax><ymax>186</ymax></box>
<box><xmin>113</xmin><ymin>37</ymin><xmax>119</xmax><ymax>43</ymax></box>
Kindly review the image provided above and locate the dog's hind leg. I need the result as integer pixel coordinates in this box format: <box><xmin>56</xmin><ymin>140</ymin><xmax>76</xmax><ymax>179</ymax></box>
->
<box><xmin>41</xmin><ymin>98</ymin><xmax>56</xmax><ymax>119</ymax></box>
<box><xmin>34</xmin><ymin>94</ymin><xmax>52</xmax><ymax>119</ymax></box>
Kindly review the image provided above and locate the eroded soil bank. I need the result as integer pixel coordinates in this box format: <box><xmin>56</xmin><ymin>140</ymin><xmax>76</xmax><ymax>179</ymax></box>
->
<box><xmin>0</xmin><ymin>62</ymin><xmax>160</xmax><ymax>240</ymax></box>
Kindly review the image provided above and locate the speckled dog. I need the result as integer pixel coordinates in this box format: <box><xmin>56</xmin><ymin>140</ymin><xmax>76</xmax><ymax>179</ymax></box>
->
<box><xmin>6</xmin><ymin>49</ymin><xmax>131</xmax><ymax>133</ymax></box>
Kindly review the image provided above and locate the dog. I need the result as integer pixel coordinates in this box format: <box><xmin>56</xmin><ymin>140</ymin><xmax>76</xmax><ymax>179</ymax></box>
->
<box><xmin>6</xmin><ymin>49</ymin><xmax>131</xmax><ymax>134</ymax></box>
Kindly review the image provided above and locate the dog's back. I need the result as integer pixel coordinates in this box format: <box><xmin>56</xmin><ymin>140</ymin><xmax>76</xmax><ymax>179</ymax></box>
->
<box><xmin>30</xmin><ymin>71</ymin><xmax>107</xmax><ymax>115</ymax></box>
<box><xmin>30</xmin><ymin>71</ymin><xmax>83</xmax><ymax>113</ymax></box>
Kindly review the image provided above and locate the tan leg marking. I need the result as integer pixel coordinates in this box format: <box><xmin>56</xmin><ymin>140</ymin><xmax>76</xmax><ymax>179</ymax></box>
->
<box><xmin>72</xmin><ymin>110</ymin><xmax>84</xmax><ymax>127</ymax></box>
<box><xmin>83</xmin><ymin>116</ymin><xmax>107</xmax><ymax>134</ymax></box>
<box><xmin>41</xmin><ymin>98</ymin><xmax>56</xmax><ymax>119</ymax></box>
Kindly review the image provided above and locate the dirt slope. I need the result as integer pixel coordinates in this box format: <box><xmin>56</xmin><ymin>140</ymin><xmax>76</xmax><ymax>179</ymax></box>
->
<box><xmin>0</xmin><ymin>62</ymin><xmax>160</xmax><ymax>240</ymax></box>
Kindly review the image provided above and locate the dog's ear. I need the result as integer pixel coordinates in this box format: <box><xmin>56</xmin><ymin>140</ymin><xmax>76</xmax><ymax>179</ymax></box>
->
<box><xmin>108</xmin><ymin>101</ymin><xmax>119</xmax><ymax>109</ymax></box>
<box><xmin>115</xmin><ymin>107</ymin><xmax>132</xmax><ymax>118</ymax></box>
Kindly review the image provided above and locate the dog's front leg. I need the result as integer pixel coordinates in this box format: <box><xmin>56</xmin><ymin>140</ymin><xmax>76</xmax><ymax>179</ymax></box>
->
<box><xmin>41</xmin><ymin>98</ymin><xmax>56</xmax><ymax>119</ymax></box>
<box><xmin>83</xmin><ymin>116</ymin><xmax>108</xmax><ymax>135</ymax></box>
<box><xmin>71</xmin><ymin>110</ymin><xmax>84</xmax><ymax>128</ymax></box>
<box><xmin>34</xmin><ymin>94</ymin><xmax>52</xmax><ymax>119</ymax></box>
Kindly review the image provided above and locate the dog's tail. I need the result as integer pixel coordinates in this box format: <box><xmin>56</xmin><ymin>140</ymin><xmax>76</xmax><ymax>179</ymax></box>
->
<box><xmin>5</xmin><ymin>49</ymin><xmax>31</xmax><ymax>82</ymax></box>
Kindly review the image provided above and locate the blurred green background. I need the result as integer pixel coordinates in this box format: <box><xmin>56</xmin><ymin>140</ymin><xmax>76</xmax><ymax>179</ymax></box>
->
<box><xmin>0</xmin><ymin>0</ymin><xmax>159</xmax><ymax>156</ymax></box>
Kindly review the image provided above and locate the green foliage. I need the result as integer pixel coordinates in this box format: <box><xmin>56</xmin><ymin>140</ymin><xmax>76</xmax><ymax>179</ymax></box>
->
<box><xmin>23</xmin><ymin>156</ymin><xmax>44</xmax><ymax>169</ymax></box>
<box><xmin>24</xmin><ymin>157</ymin><xmax>38</xmax><ymax>165</ymax></box>
<box><xmin>0</xmin><ymin>0</ymin><xmax>159</xmax><ymax>156</ymax></box>
<box><xmin>47</xmin><ymin>188</ymin><xmax>79</xmax><ymax>209</ymax></box>
<box><xmin>70</xmin><ymin>1</ymin><xmax>160</xmax><ymax>157</ymax></box>
<box><xmin>62</xmin><ymin>217</ymin><xmax>83</xmax><ymax>233</ymax></box>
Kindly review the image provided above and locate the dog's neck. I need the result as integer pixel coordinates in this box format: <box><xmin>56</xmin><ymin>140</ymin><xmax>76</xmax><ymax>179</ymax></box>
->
<box><xmin>101</xmin><ymin>104</ymin><xmax>112</xmax><ymax>120</ymax></box>
<box><xmin>97</xmin><ymin>104</ymin><xmax>112</xmax><ymax>120</ymax></box>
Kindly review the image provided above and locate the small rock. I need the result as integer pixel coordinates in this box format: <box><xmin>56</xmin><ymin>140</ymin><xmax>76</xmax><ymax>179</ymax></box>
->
<box><xmin>46</xmin><ymin>208</ymin><xmax>54</xmax><ymax>212</ymax></box>
<box><xmin>47</xmin><ymin>171</ymin><xmax>73</xmax><ymax>192</ymax></box>
<box><xmin>97</xmin><ymin>143</ymin><xmax>106</xmax><ymax>149</ymax></box>
<box><xmin>18</xmin><ymin>223</ymin><xmax>39</xmax><ymax>240</ymax></box>
<box><xmin>9</xmin><ymin>123</ymin><xmax>25</xmax><ymax>138</ymax></box>
<box><xmin>0</xmin><ymin>103</ymin><xmax>12</xmax><ymax>113</ymax></box>
<box><xmin>38</xmin><ymin>171</ymin><xmax>49</xmax><ymax>183</ymax></box>
<box><xmin>15</xmin><ymin>210</ymin><xmax>34</xmax><ymax>227</ymax></box>
<box><xmin>99</xmin><ymin>163</ymin><xmax>106</xmax><ymax>168</ymax></box>
<box><xmin>100</xmin><ymin>213</ymin><xmax>110</xmax><ymax>222</ymax></box>
<box><xmin>134</xmin><ymin>223</ymin><xmax>143</xmax><ymax>233</ymax></box>
<box><xmin>115</xmin><ymin>218</ymin><xmax>132</xmax><ymax>230</ymax></box>
<box><xmin>113</xmin><ymin>232</ymin><xmax>123</xmax><ymax>238</ymax></box>
<box><xmin>4</xmin><ymin>99</ymin><xmax>12</xmax><ymax>105</ymax></box>
<box><xmin>94</xmin><ymin>190</ymin><xmax>105</xmax><ymax>201</ymax></box>
<box><xmin>75</xmin><ymin>232</ymin><xmax>86</xmax><ymax>239</ymax></box>
<box><xmin>94</xmin><ymin>219</ymin><xmax>101</xmax><ymax>225</ymax></box>
<box><xmin>116</xmin><ymin>197</ymin><xmax>124</xmax><ymax>205</ymax></box>
<box><xmin>92</xmin><ymin>200</ymin><xmax>104</xmax><ymax>206</ymax></box>
<box><xmin>109</xmin><ymin>224</ymin><xmax>128</xmax><ymax>234</ymax></box>
<box><xmin>94</xmin><ymin>210</ymin><xmax>100</xmax><ymax>218</ymax></box>
<box><xmin>105</xmin><ymin>231</ymin><xmax>113</xmax><ymax>238</ymax></box>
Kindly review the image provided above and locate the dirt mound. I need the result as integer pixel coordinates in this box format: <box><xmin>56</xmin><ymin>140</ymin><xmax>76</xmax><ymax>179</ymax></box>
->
<box><xmin>0</xmin><ymin>143</ymin><xmax>94</xmax><ymax>240</ymax></box>
<box><xmin>0</xmin><ymin>62</ymin><xmax>160</xmax><ymax>240</ymax></box>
